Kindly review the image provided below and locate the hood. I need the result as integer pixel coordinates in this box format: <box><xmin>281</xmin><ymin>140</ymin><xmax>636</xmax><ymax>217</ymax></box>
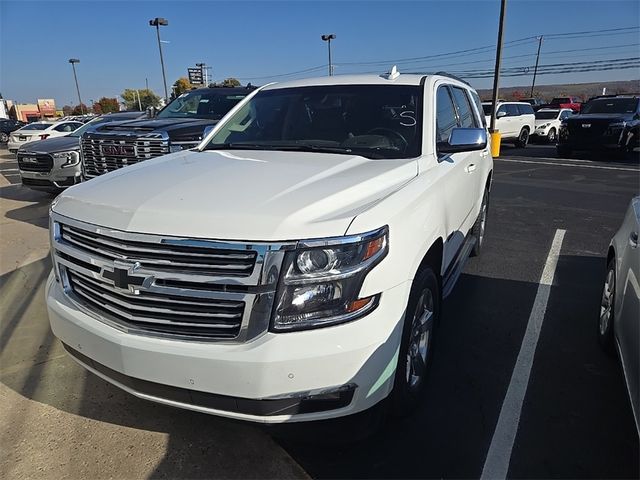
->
<box><xmin>534</xmin><ymin>118</ymin><xmax>558</xmax><ymax>127</ymax></box>
<box><xmin>93</xmin><ymin>117</ymin><xmax>217</xmax><ymax>142</ymax></box>
<box><xmin>53</xmin><ymin>150</ymin><xmax>418</xmax><ymax>241</ymax></box>
<box><xmin>19</xmin><ymin>135</ymin><xmax>79</xmax><ymax>153</ymax></box>
<box><xmin>566</xmin><ymin>113</ymin><xmax>630</xmax><ymax>122</ymax></box>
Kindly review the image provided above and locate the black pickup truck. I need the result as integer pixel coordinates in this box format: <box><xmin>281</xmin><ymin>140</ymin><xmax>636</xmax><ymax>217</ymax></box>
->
<box><xmin>557</xmin><ymin>95</ymin><xmax>640</xmax><ymax>158</ymax></box>
<box><xmin>81</xmin><ymin>86</ymin><xmax>256</xmax><ymax>179</ymax></box>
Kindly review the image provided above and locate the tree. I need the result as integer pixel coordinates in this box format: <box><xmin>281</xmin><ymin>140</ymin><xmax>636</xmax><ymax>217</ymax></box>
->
<box><xmin>173</xmin><ymin>77</ymin><xmax>193</xmax><ymax>97</ymax></box>
<box><xmin>71</xmin><ymin>103</ymin><xmax>90</xmax><ymax>115</ymax></box>
<box><xmin>62</xmin><ymin>105</ymin><xmax>73</xmax><ymax>116</ymax></box>
<box><xmin>221</xmin><ymin>77</ymin><xmax>240</xmax><ymax>87</ymax></box>
<box><xmin>121</xmin><ymin>88</ymin><xmax>161</xmax><ymax>111</ymax></box>
<box><xmin>93</xmin><ymin>97</ymin><xmax>120</xmax><ymax>114</ymax></box>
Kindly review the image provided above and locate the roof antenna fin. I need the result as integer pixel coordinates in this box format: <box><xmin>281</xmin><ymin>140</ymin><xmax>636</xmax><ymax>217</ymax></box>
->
<box><xmin>382</xmin><ymin>65</ymin><xmax>400</xmax><ymax>80</ymax></box>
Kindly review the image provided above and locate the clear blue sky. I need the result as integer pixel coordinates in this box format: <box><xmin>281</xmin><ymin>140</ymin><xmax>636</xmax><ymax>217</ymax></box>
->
<box><xmin>1</xmin><ymin>0</ymin><xmax>638</xmax><ymax>106</ymax></box>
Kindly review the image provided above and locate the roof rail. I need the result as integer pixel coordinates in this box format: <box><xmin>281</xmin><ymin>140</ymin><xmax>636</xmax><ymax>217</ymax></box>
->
<box><xmin>403</xmin><ymin>71</ymin><xmax>471</xmax><ymax>86</ymax></box>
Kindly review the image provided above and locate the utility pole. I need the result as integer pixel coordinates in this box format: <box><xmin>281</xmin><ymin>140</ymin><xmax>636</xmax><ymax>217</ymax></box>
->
<box><xmin>68</xmin><ymin>58</ymin><xmax>84</xmax><ymax>114</ymax></box>
<box><xmin>149</xmin><ymin>17</ymin><xmax>169</xmax><ymax>103</ymax></box>
<box><xmin>321</xmin><ymin>34</ymin><xmax>336</xmax><ymax>76</ymax></box>
<box><xmin>489</xmin><ymin>0</ymin><xmax>507</xmax><ymax>134</ymax></box>
<box><xmin>145</xmin><ymin>77</ymin><xmax>149</xmax><ymax>90</ymax></box>
<box><xmin>530</xmin><ymin>35</ymin><xmax>543</xmax><ymax>98</ymax></box>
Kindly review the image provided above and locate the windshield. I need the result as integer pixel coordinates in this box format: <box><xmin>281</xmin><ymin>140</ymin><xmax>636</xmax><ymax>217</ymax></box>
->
<box><xmin>581</xmin><ymin>98</ymin><xmax>639</xmax><ymax>115</ymax></box>
<box><xmin>205</xmin><ymin>85</ymin><xmax>423</xmax><ymax>159</ymax></box>
<box><xmin>20</xmin><ymin>123</ymin><xmax>50</xmax><ymax>131</ymax></box>
<box><xmin>551</xmin><ymin>98</ymin><xmax>571</xmax><ymax>104</ymax></box>
<box><xmin>535</xmin><ymin>111</ymin><xmax>559</xmax><ymax>120</ymax></box>
<box><xmin>157</xmin><ymin>90</ymin><xmax>249</xmax><ymax>120</ymax></box>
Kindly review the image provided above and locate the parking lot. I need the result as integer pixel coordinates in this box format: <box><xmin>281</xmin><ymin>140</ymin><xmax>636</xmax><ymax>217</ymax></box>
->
<box><xmin>1</xmin><ymin>144</ymin><xmax>638</xmax><ymax>478</ymax></box>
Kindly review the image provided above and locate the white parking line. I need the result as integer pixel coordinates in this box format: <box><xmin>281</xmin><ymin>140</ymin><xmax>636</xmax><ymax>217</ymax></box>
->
<box><xmin>496</xmin><ymin>158</ymin><xmax>639</xmax><ymax>172</ymax></box>
<box><xmin>481</xmin><ymin>229</ymin><xmax>566</xmax><ymax>480</ymax></box>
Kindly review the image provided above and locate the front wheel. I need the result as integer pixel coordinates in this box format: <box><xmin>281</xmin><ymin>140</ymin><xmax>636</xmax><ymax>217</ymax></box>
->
<box><xmin>547</xmin><ymin>128</ymin><xmax>557</xmax><ymax>144</ymax></box>
<box><xmin>598</xmin><ymin>259</ymin><xmax>616</xmax><ymax>355</ymax></box>
<box><xmin>391</xmin><ymin>267</ymin><xmax>440</xmax><ymax>415</ymax></box>
<box><xmin>515</xmin><ymin>128</ymin><xmax>529</xmax><ymax>148</ymax></box>
<box><xmin>0</xmin><ymin>132</ymin><xmax>8</xmax><ymax>143</ymax></box>
<box><xmin>470</xmin><ymin>188</ymin><xmax>489</xmax><ymax>257</ymax></box>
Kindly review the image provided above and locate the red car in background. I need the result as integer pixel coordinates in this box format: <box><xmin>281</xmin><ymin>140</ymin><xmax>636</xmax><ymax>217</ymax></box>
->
<box><xmin>544</xmin><ymin>96</ymin><xmax>582</xmax><ymax>112</ymax></box>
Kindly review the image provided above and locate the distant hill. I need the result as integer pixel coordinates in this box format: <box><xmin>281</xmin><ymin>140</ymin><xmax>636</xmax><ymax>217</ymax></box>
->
<box><xmin>476</xmin><ymin>79</ymin><xmax>639</xmax><ymax>102</ymax></box>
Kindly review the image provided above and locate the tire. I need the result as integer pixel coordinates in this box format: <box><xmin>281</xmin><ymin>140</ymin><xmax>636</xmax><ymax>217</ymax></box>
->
<box><xmin>515</xmin><ymin>127</ymin><xmax>529</xmax><ymax>148</ymax></box>
<box><xmin>556</xmin><ymin>145</ymin><xmax>572</xmax><ymax>158</ymax></box>
<box><xmin>390</xmin><ymin>267</ymin><xmax>440</xmax><ymax>415</ymax></box>
<box><xmin>598</xmin><ymin>258</ymin><xmax>616</xmax><ymax>355</ymax></box>
<box><xmin>0</xmin><ymin>132</ymin><xmax>8</xmax><ymax>143</ymax></box>
<box><xmin>470</xmin><ymin>188</ymin><xmax>489</xmax><ymax>257</ymax></box>
<box><xmin>547</xmin><ymin>128</ymin><xmax>557</xmax><ymax>144</ymax></box>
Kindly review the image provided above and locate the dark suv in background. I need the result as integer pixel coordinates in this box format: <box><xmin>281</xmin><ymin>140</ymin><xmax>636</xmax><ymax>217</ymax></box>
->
<box><xmin>0</xmin><ymin>119</ymin><xmax>26</xmax><ymax>143</ymax></box>
<box><xmin>557</xmin><ymin>95</ymin><xmax>640</xmax><ymax>158</ymax></box>
<box><xmin>81</xmin><ymin>85</ymin><xmax>256</xmax><ymax>178</ymax></box>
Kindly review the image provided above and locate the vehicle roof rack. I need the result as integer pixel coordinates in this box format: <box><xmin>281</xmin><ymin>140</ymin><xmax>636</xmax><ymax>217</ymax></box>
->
<box><xmin>403</xmin><ymin>71</ymin><xmax>471</xmax><ymax>86</ymax></box>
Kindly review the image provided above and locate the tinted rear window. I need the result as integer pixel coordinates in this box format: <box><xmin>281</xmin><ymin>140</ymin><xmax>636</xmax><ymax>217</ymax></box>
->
<box><xmin>517</xmin><ymin>104</ymin><xmax>535</xmax><ymax>115</ymax></box>
<box><xmin>581</xmin><ymin>98</ymin><xmax>639</xmax><ymax>114</ymax></box>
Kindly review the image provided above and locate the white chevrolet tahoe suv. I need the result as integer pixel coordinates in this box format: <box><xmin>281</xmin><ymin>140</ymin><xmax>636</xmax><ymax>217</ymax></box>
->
<box><xmin>482</xmin><ymin>101</ymin><xmax>536</xmax><ymax>147</ymax></box>
<box><xmin>46</xmin><ymin>71</ymin><xmax>493</xmax><ymax>423</ymax></box>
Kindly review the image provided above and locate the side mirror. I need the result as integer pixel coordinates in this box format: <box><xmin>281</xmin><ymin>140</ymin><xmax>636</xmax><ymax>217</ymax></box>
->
<box><xmin>438</xmin><ymin>128</ymin><xmax>487</xmax><ymax>154</ymax></box>
<box><xmin>202</xmin><ymin>125</ymin><xmax>215</xmax><ymax>140</ymax></box>
<box><xmin>497</xmin><ymin>110</ymin><xmax>507</xmax><ymax>118</ymax></box>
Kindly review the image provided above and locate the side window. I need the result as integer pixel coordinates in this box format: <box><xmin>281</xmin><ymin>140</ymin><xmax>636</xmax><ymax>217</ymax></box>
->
<box><xmin>451</xmin><ymin>87</ymin><xmax>477</xmax><ymax>128</ymax></box>
<box><xmin>497</xmin><ymin>105</ymin><xmax>507</xmax><ymax>116</ymax></box>
<box><xmin>436</xmin><ymin>86</ymin><xmax>458</xmax><ymax>144</ymax></box>
<box><xmin>517</xmin><ymin>104</ymin><xmax>534</xmax><ymax>115</ymax></box>
<box><xmin>469</xmin><ymin>90</ymin><xmax>487</xmax><ymax>127</ymax></box>
<box><xmin>54</xmin><ymin>123</ymin><xmax>69</xmax><ymax>132</ymax></box>
<box><xmin>506</xmin><ymin>104</ymin><xmax>520</xmax><ymax>116</ymax></box>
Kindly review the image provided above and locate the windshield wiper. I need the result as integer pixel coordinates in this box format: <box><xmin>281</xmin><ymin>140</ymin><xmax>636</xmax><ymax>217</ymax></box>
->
<box><xmin>206</xmin><ymin>143</ymin><xmax>353</xmax><ymax>154</ymax></box>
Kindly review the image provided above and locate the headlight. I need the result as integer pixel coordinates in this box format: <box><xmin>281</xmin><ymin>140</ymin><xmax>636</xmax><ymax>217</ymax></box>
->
<box><xmin>271</xmin><ymin>226</ymin><xmax>388</xmax><ymax>332</ymax></box>
<box><xmin>608</xmin><ymin>122</ymin><xmax>626</xmax><ymax>129</ymax></box>
<box><xmin>539</xmin><ymin>123</ymin><xmax>550</xmax><ymax>129</ymax></box>
<box><xmin>52</xmin><ymin>150</ymin><xmax>80</xmax><ymax>168</ymax></box>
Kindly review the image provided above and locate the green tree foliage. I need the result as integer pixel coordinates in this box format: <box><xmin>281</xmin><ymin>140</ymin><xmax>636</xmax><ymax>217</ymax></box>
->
<box><xmin>173</xmin><ymin>77</ymin><xmax>193</xmax><ymax>97</ymax></box>
<box><xmin>121</xmin><ymin>89</ymin><xmax>161</xmax><ymax>111</ymax></box>
<box><xmin>71</xmin><ymin>103</ymin><xmax>90</xmax><ymax>115</ymax></box>
<box><xmin>93</xmin><ymin>97</ymin><xmax>120</xmax><ymax>114</ymax></box>
<box><xmin>221</xmin><ymin>77</ymin><xmax>241</xmax><ymax>87</ymax></box>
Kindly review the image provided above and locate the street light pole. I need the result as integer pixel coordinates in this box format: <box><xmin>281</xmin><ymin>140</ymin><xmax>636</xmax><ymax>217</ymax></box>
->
<box><xmin>321</xmin><ymin>34</ymin><xmax>336</xmax><ymax>76</ymax></box>
<box><xmin>489</xmin><ymin>0</ymin><xmax>507</xmax><ymax>134</ymax></box>
<box><xmin>149</xmin><ymin>17</ymin><xmax>169</xmax><ymax>103</ymax></box>
<box><xmin>530</xmin><ymin>35</ymin><xmax>543</xmax><ymax>98</ymax></box>
<box><xmin>68</xmin><ymin>58</ymin><xmax>84</xmax><ymax>115</ymax></box>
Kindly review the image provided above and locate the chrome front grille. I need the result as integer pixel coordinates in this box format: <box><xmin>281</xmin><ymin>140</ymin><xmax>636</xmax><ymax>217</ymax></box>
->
<box><xmin>51</xmin><ymin>213</ymin><xmax>292</xmax><ymax>342</ymax></box>
<box><xmin>81</xmin><ymin>134</ymin><xmax>169</xmax><ymax>178</ymax></box>
<box><xmin>66</xmin><ymin>269</ymin><xmax>244</xmax><ymax>339</ymax></box>
<box><xmin>60</xmin><ymin>223</ymin><xmax>257</xmax><ymax>277</ymax></box>
<box><xmin>17</xmin><ymin>152</ymin><xmax>53</xmax><ymax>172</ymax></box>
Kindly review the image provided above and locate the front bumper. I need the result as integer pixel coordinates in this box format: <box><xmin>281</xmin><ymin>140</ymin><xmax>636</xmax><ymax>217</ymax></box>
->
<box><xmin>46</xmin><ymin>272</ymin><xmax>409</xmax><ymax>423</ymax></box>
<box><xmin>19</xmin><ymin>161</ymin><xmax>82</xmax><ymax>191</ymax></box>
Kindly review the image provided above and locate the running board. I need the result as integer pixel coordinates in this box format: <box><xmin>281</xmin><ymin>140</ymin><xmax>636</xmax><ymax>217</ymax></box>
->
<box><xmin>442</xmin><ymin>235</ymin><xmax>477</xmax><ymax>298</ymax></box>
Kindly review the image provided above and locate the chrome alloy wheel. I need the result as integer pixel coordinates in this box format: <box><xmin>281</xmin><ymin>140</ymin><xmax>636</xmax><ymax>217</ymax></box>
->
<box><xmin>600</xmin><ymin>267</ymin><xmax>615</xmax><ymax>336</ymax></box>
<box><xmin>478</xmin><ymin>197</ymin><xmax>488</xmax><ymax>246</ymax></box>
<box><xmin>406</xmin><ymin>289</ymin><xmax>434</xmax><ymax>390</ymax></box>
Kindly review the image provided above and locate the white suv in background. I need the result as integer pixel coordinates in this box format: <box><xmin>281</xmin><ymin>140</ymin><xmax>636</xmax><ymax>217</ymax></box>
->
<box><xmin>532</xmin><ymin>108</ymin><xmax>573</xmax><ymax>143</ymax></box>
<box><xmin>46</xmin><ymin>71</ymin><xmax>493</xmax><ymax>423</ymax></box>
<box><xmin>482</xmin><ymin>101</ymin><xmax>536</xmax><ymax>147</ymax></box>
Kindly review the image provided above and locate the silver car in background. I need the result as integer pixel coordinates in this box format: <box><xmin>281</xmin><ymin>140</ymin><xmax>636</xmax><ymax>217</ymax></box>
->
<box><xmin>17</xmin><ymin>111</ymin><xmax>145</xmax><ymax>192</ymax></box>
<box><xmin>600</xmin><ymin>195</ymin><xmax>640</xmax><ymax>434</ymax></box>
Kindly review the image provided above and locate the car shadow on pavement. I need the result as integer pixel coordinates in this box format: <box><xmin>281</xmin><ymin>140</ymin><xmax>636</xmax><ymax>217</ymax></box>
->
<box><xmin>1</xmin><ymin>256</ymin><xmax>637</xmax><ymax>479</ymax></box>
<box><xmin>1</xmin><ymin>184</ymin><xmax>54</xmax><ymax>230</ymax></box>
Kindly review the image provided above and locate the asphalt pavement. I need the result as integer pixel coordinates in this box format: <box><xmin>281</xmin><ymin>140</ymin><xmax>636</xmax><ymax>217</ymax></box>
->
<box><xmin>1</xmin><ymin>143</ymin><xmax>638</xmax><ymax>479</ymax></box>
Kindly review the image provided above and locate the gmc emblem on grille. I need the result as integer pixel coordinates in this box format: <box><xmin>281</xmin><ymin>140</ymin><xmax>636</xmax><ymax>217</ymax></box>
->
<box><xmin>101</xmin><ymin>261</ymin><xmax>153</xmax><ymax>294</ymax></box>
<box><xmin>581</xmin><ymin>123</ymin><xmax>591</xmax><ymax>128</ymax></box>
<box><xmin>100</xmin><ymin>144</ymin><xmax>136</xmax><ymax>157</ymax></box>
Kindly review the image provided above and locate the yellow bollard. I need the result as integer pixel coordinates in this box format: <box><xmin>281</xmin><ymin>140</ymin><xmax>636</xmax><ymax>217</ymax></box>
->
<box><xmin>490</xmin><ymin>131</ymin><xmax>502</xmax><ymax>158</ymax></box>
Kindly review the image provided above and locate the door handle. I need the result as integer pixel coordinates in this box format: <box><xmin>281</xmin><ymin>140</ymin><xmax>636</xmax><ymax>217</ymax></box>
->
<box><xmin>630</xmin><ymin>231</ymin><xmax>639</xmax><ymax>248</ymax></box>
<box><xmin>465</xmin><ymin>164</ymin><xmax>477</xmax><ymax>173</ymax></box>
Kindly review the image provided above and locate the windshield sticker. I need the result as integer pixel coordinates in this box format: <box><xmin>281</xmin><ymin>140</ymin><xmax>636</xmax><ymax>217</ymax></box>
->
<box><xmin>399</xmin><ymin>111</ymin><xmax>416</xmax><ymax>127</ymax></box>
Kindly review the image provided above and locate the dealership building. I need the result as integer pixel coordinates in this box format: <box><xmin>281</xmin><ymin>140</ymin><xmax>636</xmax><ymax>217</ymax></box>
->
<box><xmin>11</xmin><ymin>99</ymin><xmax>58</xmax><ymax>122</ymax></box>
